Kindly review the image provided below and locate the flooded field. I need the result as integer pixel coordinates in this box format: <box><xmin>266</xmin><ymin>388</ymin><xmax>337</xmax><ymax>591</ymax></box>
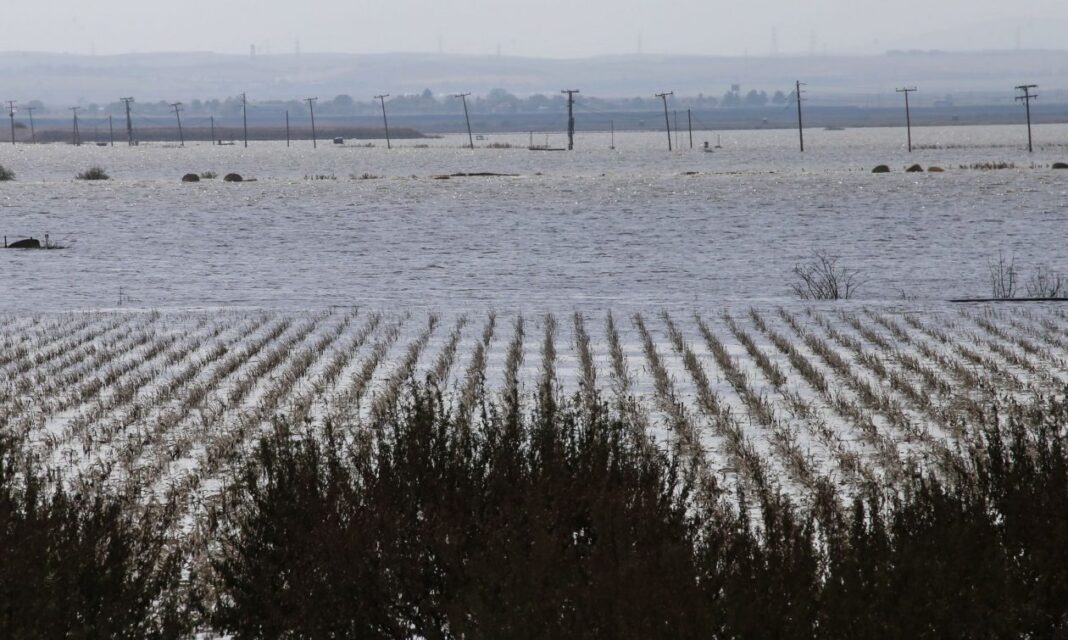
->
<box><xmin>1</xmin><ymin>125</ymin><xmax>1067</xmax><ymax>311</ymax></box>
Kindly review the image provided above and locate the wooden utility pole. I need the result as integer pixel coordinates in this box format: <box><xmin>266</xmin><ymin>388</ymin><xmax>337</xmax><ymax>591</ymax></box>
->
<box><xmin>24</xmin><ymin>105</ymin><xmax>36</xmax><ymax>144</ymax></box>
<box><xmin>242</xmin><ymin>92</ymin><xmax>249</xmax><ymax>148</ymax></box>
<box><xmin>673</xmin><ymin>110</ymin><xmax>679</xmax><ymax>150</ymax></box>
<box><xmin>610</xmin><ymin>120</ymin><xmax>615</xmax><ymax>150</ymax></box>
<box><xmin>69</xmin><ymin>107</ymin><xmax>81</xmax><ymax>146</ymax></box>
<box><xmin>375</xmin><ymin>94</ymin><xmax>391</xmax><ymax>149</ymax></box>
<box><xmin>121</xmin><ymin>97</ymin><xmax>135</xmax><ymax>146</ymax></box>
<box><xmin>170</xmin><ymin>102</ymin><xmax>184</xmax><ymax>146</ymax></box>
<box><xmin>210</xmin><ymin>115</ymin><xmax>215</xmax><ymax>145</ymax></box>
<box><xmin>795</xmin><ymin>80</ymin><xmax>805</xmax><ymax>152</ymax></box>
<box><xmin>304</xmin><ymin>97</ymin><xmax>318</xmax><ymax>148</ymax></box>
<box><xmin>896</xmin><ymin>87</ymin><xmax>917</xmax><ymax>152</ymax></box>
<box><xmin>1015</xmin><ymin>84</ymin><xmax>1038</xmax><ymax>153</ymax></box>
<box><xmin>656</xmin><ymin>92</ymin><xmax>673</xmax><ymax>150</ymax></box>
<box><xmin>687</xmin><ymin>108</ymin><xmax>693</xmax><ymax>149</ymax></box>
<box><xmin>454</xmin><ymin>93</ymin><xmax>474</xmax><ymax>148</ymax></box>
<box><xmin>6</xmin><ymin>101</ymin><xmax>15</xmax><ymax>145</ymax></box>
<box><xmin>108</xmin><ymin>115</ymin><xmax>114</xmax><ymax>146</ymax></box>
<box><xmin>561</xmin><ymin>89</ymin><xmax>579</xmax><ymax>150</ymax></box>
<box><xmin>285</xmin><ymin>111</ymin><xmax>290</xmax><ymax>147</ymax></box>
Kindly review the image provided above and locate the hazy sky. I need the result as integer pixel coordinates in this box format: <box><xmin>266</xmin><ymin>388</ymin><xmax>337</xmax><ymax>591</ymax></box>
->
<box><xmin>6</xmin><ymin>0</ymin><xmax>1068</xmax><ymax>57</ymax></box>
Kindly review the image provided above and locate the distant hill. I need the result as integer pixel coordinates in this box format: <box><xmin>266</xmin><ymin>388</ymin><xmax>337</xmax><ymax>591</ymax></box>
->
<box><xmin>2</xmin><ymin>50</ymin><xmax>1068</xmax><ymax>106</ymax></box>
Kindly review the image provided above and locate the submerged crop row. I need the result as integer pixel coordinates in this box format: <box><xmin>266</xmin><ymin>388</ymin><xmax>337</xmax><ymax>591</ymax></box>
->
<box><xmin>3</xmin><ymin>306</ymin><xmax>1068</xmax><ymax>510</ymax></box>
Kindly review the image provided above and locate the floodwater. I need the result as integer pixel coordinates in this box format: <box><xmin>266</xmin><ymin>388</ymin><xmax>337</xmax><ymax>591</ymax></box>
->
<box><xmin>1</xmin><ymin>125</ymin><xmax>1067</xmax><ymax>312</ymax></box>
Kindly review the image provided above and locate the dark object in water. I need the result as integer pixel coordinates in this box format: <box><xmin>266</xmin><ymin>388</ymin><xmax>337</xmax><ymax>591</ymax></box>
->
<box><xmin>333</xmin><ymin>137</ymin><xmax>344</xmax><ymax>145</ymax></box>
<box><xmin>928</xmin><ymin>166</ymin><xmax>945</xmax><ymax>173</ymax></box>
<box><xmin>1053</xmin><ymin>162</ymin><xmax>1068</xmax><ymax>170</ymax></box>
<box><xmin>182</xmin><ymin>173</ymin><xmax>200</xmax><ymax>182</ymax></box>
<box><xmin>906</xmin><ymin>164</ymin><xmax>924</xmax><ymax>172</ymax></box>
<box><xmin>224</xmin><ymin>173</ymin><xmax>243</xmax><ymax>182</ymax></box>
<box><xmin>7</xmin><ymin>237</ymin><xmax>41</xmax><ymax>249</ymax></box>
<box><xmin>871</xmin><ymin>165</ymin><xmax>891</xmax><ymax>173</ymax></box>
<box><xmin>951</xmin><ymin>297</ymin><xmax>1068</xmax><ymax>303</ymax></box>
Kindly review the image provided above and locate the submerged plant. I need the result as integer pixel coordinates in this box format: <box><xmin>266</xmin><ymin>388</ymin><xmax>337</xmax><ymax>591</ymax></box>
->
<box><xmin>790</xmin><ymin>250</ymin><xmax>864</xmax><ymax>300</ymax></box>
<box><xmin>1026</xmin><ymin>265</ymin><xmax>1064</xmax><ymax>298</ymax></box>
<box><xmin>989</xmin><ymin>251</ymin><xmax>1017</xmax><ymax>299</ymax></box>
<box><xmin>75</xmin><ymin>166</ymin><xmax>110</xmax><ymax>181</ymax></box>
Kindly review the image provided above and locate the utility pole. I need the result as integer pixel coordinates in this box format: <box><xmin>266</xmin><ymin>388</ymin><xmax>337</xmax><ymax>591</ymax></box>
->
<box><xmin>656</xmin><ymin>91</ymin><xmax>673</xmax><ymax>150</ymax></box>
<box><xmin>561</xmin><ymin>89</ymin><xmax>579</xmax><ymax>150</ymax></box>
<box><xmin>210</xmin><ymin>115</ymin><xmax>215</xmax><ymax>145</ymax></box>
<box><xmin>120</xmin><ymin>97</ymin><xmax>135</xmax><ymax>146</ymax></box>
<box><xmin>375</xmin><ymin>94</ymin><xmax>391</xmax><ymax>149</ymax></box>
<box><xmin>24</xmin><ymin>105</ymin><xmax>36</xmax><ymax>144</ymax></box>
<box><xmin>687</xmin><ymin>108</ymin><xmax>693</xmax><ymax>149</ymax></box>
<box><xmin>108</xmin><ymin>115</ymin><xmax>114</xmax><ymax>146</ymax></box>
<box><xmin>285</xmin><ymin>111</ymin><xmax>290</xmax><ymax>147</ymax></box>
<box><xmin>1015</xmin><ymin>84</ymin><xmax>1038</xmax><ymax>153</ymax></box>
<box><xmin>610</xmin><ymin>120</ymin><xmax>615</xmax><ymax>150</ymax></box>
<box><xmin>6</xmin><ymin>101</ymin><xmax>15</xmax><ymax>145</ymax></box>
<box><xmin>454</xmin><ymin>93</ymin><xmax>474</xmax><ymax>149</ymax></box>
<box><xmin>242</xmin><ymin>92</ymin><xmax>249</xmax><ymax>148</ymax></box>
<box><xmin>795</xmin><ymin>81</ymin><xmax>806</xmax><ymax>152</ymax></box>
<box><xmin>673</xmin><ymin>110</ymin><xmax>679</xmax><ymax>150</ymax></box>
<box><xmin>896</xmin><ymin>87</ymin><xmax>917</xmax><ymax>152</ymax></box>
<box><xmin>170</xmin><ymin>102</ymin><xmax>184</xmax><ymax>146</ymax></box>
<box><xmin>304</xmin><ymin>97</ymin><xmax>318</xmax><ymax>148</ymax></box>
<box><xmin>70</xmin><ymin>107</ymin><xmax>81</xmax><ymax>146</ymax></box>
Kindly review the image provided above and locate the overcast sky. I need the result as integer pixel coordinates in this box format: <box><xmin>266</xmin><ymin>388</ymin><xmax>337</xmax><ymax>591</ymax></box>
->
<box><xmin>6</xmin><ymin>0</ymin><xmax>1068</xmax><ymax>58</ymax></box>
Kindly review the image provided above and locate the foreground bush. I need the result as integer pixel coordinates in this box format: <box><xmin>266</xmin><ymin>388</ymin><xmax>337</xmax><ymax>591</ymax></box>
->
<box><xmin>0</xmin><ymin>164</ymin><xmax>14</xmax><ymax>181</ymax></box>
<box><xmin>0</xmin><ymin>433</ymin><xmax>188</xmax><ymax>637</ymax></box>
<box><xmin>209</xmin><ymin>387</ymin><xmax>1068</xmax><ymax>639</ymax></box>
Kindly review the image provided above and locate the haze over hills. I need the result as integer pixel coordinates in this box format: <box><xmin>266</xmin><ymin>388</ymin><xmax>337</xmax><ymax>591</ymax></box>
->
<box><xmin>4</xmin><ymin>49</ymin><xmax>1068</xmax><ymax>107</ymax></box>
